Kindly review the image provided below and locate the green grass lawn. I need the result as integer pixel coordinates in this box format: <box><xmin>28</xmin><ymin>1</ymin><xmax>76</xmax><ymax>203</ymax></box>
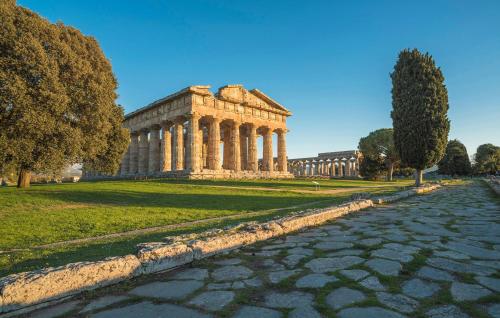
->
<box><xmin>0</xmin><ymin>178</ymin><xmax>411</xmax><ymax>276</ymax></box>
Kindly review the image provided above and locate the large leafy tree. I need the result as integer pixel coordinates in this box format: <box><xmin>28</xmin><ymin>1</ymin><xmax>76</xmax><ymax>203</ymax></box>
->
<box><xmin>438</xmin><ymin>139</ymin><xmax>471</xmax><ymax>176</ymax></box>
<box><xmin>358</xmin><ymin>156</ymin><xmax>386</xmax><ymax>181</ymax></box>
<box><xmin>473</xmin><ymin>143</ymin><xmax>500</xmax><ymax>175</ymax></box>
<box><xmin>0</xmin><ymin>2</ymin><xmax>128</xmax><ymax>187</ymax></box>
<box><xmin>358</xmin><ymin>128</ymin><xmax>400</xmax><ymax>181</ymax></box>
<box><xmin>391</xmin><ymin>49</ymin><xmax>450</xmax><ymax>186</ymax></box>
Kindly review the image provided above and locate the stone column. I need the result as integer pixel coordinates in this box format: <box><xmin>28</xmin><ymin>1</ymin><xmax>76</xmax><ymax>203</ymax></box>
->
<box><xmin>248</xmin><ymin>124</ymin><xmax>258</xmax><ymax>172</ymax></box>
<box><xmin>208</xmin><ymin>117</ymin><xmax>221</xmax><ymax>170</ymax></box>
<box><xmin>240</xmin><ymin>127</ymin><xmax>248</xmax><ymax>171</ymax></box>
<box><xmin>199</xmin><ymin>127</ymin><xmax>205</xmax><ymax>169</ymax></box>
<box><xmin>173</xmin><ymin>120</ymin><xmax>184</xmax><ymax>171</ymax></box>
<box><xmin>338</xmin><ymin>160</ymin><xmax>344</xmax><ymax>177</ymax></box>
<box><xmin>262</xmin><ymin>128</ymin><xmax>273</xmax><ymax>172</ymax></box>
<box><xmin>186</xmin><ymin>113</ymin><xmax>200</xmax><ymax>172</ymax></box>
<box><xmin>129</xmin><ymin>132</ymin><xmax>139</xmax><ymax>174</ymax></box>
<box><xmin>120</xmin><ymin>146</ymin><xmax>130</xmax><ymax>176</ymax></box>
<box><xmin>231</xmin><ymin>121</ymin><xmax>241</xmax><ymax>172</ymax></box>
<box><xmin>161</xmin><ymin>123</ymin><xmax>172</xmax><ymax>172</ymax></box>
<box><xmin>138</xmin><ymin>129</ymin><xmax>149</xmax><ymax>174</ymax></box>
<box><xmin>330</xmin><ymin>161</ymin><xmax>336</xmax><ymax>177</ymax></box>
<box><xmin>277</xmin><ymin>130</ymin><xmax>287</xmax><ymax>172</ymax></box>
<box><xmin>345</xmin><ymin>160</ymin><xmax>351</xmax><ymax>177</ymax></box>
<box><xmin>222</xmin><ymin>127</ymin><xmax>231</xmax><ymax>170</ymax></box>
<box><xmin>148</xmin><ymin>125</ymin><xmax>160</xmax><ymax>174</ymax></box>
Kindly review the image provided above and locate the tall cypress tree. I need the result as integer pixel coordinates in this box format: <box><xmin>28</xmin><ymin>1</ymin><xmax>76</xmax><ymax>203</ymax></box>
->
<box><xmin>391</xmin><ymin>49</ymin><xmax>450</xmax><ymax>186</ymax></box>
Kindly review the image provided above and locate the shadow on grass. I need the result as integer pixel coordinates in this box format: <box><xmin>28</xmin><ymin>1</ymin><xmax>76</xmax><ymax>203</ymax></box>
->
<box><xmin>0</xmin><ymin>203</ymin><xmax>325</xmax><ymax>276</ymax></box>
<box><xmin>20</xmin><ymin>190</ymin><xmax>334</xmax><ymax>212</ymax></box>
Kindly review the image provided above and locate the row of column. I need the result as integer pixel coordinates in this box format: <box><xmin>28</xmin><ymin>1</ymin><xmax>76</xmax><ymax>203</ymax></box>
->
<box><xmin>120</xmin><ymin>116</ymin><xmax>288</xmax><ymax>175</ymax></box>
<box><xmin>289</xmin><ymin>159</ymin><xmax>358</xmax><ymax>177</ymax></box>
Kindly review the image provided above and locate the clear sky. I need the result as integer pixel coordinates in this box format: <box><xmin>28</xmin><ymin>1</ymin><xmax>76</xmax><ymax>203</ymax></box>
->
<box><xmin>18</xmin><ymin>0</ymin><xmax>500</xmax><ymax>159</ymax></box>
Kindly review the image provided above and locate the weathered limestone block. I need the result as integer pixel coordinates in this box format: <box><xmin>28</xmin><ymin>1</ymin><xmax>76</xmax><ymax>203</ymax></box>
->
<box><xmin>0</xmin><ymin>255</ymin><xmax>141</xmax><ymax>314</ymax></box>
<box><xmin>190</xmin><ymin>222</ymin><xmax>284</xmax><ymax>259</ymax></box>
<box><xmin>136</xmin><ymin>242</ymin><xmax>194</xmax><ymax>275</ymax></box>
<box><xmin>279</xmin><ymin>200</ymin><xmax>373</xmax><ymax>233</ymax></box>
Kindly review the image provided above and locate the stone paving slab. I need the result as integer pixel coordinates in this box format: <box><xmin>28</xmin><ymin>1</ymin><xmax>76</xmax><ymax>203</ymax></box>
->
<box><xmin>25</xmin><ymin>181</ymin><xmax>500</xmax><ymax>317</ymax></box>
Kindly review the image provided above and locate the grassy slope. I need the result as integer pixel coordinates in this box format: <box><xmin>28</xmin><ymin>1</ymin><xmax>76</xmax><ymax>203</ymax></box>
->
<box><xmin>0</xmin><ymin>178</ymin><xmax>411</xmax><ymax>276</ymax></box>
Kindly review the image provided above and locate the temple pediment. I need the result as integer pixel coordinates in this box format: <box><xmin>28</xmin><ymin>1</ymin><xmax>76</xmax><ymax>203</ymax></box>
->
<box><xmin>216</xmin><ymin>85</ymin><xmax>291</xmax><ymax>115</ymax></box>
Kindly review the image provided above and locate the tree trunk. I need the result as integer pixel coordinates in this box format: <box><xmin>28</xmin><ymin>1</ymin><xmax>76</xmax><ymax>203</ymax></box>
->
<box><xmin>17</xmin><ymin>169</ymin><xmax>31</xmax><ymax>188</ymax></box>
<box><xmin>387</xmin><ymin>162</ymin><xmax>394</xmax><ymax>181</ymax></box>
<box><xmin>415</xmin><ymin>169</ymin><xmax>423</xmax><ymax>187</ymax></box>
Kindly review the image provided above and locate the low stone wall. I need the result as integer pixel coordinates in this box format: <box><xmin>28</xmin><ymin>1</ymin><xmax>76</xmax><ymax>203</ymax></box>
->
<box><xmin>0</xmin><ymin>184</ymin><xmax>441</xmax><ymax>315</ymax></box>
<box><xmin>483</xmin><ymin>177</ymin><xmax>500</xmax><ymax>195</ymax></box>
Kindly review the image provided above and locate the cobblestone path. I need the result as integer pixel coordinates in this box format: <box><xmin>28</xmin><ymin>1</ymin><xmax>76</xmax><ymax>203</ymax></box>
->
<box><xmin>32</xmin><ymin>182</ymin><xmax>500</xmax><ymax>318</ymax></box>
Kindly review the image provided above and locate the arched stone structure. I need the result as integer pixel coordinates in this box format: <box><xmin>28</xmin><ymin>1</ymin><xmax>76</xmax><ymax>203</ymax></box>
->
<box><xmin>114</xmin><ymin>85</ymin><xmax>293</xmax><ymax>179</ymax></box>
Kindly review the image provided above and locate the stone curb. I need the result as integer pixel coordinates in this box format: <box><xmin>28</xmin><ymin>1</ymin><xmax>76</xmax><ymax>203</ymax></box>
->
<box><xmin>0</xmin><ymin>184</ymin><xmax>441</xmax><ymax>315</ymax></box>
<box><xmin>483</xmin><ymin>178</ymin><xmax>500</xmax><ymax>196</ymax></box>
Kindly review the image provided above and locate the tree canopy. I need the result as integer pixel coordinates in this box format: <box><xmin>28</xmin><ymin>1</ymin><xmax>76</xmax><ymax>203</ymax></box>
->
<box><xmin>438</xmin><ymin>139</ymin><xmax>471</xmax><ymax>176</ymax></box>
<box><xmin>358</xmin><ymin>128</ymin><xmax>400</xmax><ymax>181</ymax></box>
<box><xmin>391</xmin><ymin>48</ymin><xmax>450</xmax><ymax>186</ymax></box>
<box><xmin>0</xmin><ymin>2</ymin><xmax>128</xmax><ymax>187</ymax></box>
<box><xmin>473</xmin><ymin>143</ymin><xmax>500</xmax><ymax>175</ymax></box>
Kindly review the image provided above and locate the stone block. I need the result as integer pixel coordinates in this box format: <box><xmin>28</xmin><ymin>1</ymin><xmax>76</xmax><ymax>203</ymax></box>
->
<box><xmin>137</xmin><ymin>242</ymin><xmax>194</xmax><ymax>274</ymax></box>
<box><xmin>0</xmin><ymin>255</ymin><xmax>141</xmax><ymax>314</ymax></box>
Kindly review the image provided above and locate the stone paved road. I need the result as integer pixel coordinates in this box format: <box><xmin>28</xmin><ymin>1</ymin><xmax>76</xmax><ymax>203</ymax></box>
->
<box><xmin>30</xmin><ymin>182</ymin><xmax>500</xmax><ymax>318</ymax></box>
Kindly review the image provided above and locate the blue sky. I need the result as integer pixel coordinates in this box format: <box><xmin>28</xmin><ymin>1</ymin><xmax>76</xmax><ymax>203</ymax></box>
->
<box><xmin>18</xmin><ymin>0</ymin><xmax>500</xmax><ymax>159</ymax></box>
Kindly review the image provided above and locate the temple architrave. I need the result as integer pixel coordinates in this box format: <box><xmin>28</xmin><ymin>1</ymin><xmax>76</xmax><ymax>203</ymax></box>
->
<box><xmin>288</xmin><ymin>151</ymin><xmax>362</xmax><ymax>178</ymax></box>
<box><xmin>117</xmin><ymin>85</ymin><xmax>294</xmax><ymax>179</ymax></box>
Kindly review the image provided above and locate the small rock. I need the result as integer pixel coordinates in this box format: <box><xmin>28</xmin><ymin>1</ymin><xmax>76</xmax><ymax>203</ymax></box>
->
<box><xmin>214</xmin><ymin>258</ymin><xmax>242</xmax><ymax>265</ymax></box>
<box><xmin>173</xmin><ymin>268</ymin><xmax>208</xmax><ymax>280</ymax></box>
<box><xmin>376</xmin><ymin>292</ymin><xmax>419</xmax><ymax>313</ymax></box>
<box><xmin>212</xmin><ymin>265</ymin><xmax>253</xmax><ymax>281</ymax></box>
<box><xmin>296</xmin><ymin>273</ymin><xmax>337</xmax><ymax>288</ymax></box>
<box><xmin>268</xmin><ymin>270</ymin><xmax>300</xmax><ymax>284</ymax></box>
<box><xmin>314</xmin><ymin>241</ymin><xmax>354</xmax><ymax>250</ymax></box>
<box><xmin>243</xmin><ymin>277</ymin><xmax>263</xmax><ymax>287</ymax></box>
<box><xmin>475</xmin><ymin>276</ymin><xmax>500</xmax><ymax>292</ymax></box>
<box><xmin>129</xmin><ymin>280</ymin><xmax>203</xmax><ymax>300</ymax></box>
<box><xmin>326</xmin><ymin>287</ymin><xmax>366</xmax><ymax>310</ymax></box>
<box><xmin>488</xmin><ymin>304</ymin><xmax>500</xmax><ymax>318</ymax></box>
<box><xmin>90</xmin><ymin>301</ymin><xmax>209</xmax><ymax>318</ymax></box>
<box><xmin>359</xmin><ymin>276</ymin><xmax>385</xmax><ymax>291</ymax></box>
<box><xmin>188</xmin><ymin>291</ymin><xmax>234</xmax><ymax>311</ymax></box>
<box><xmin>365</xmin><ymin>258</ymin><xmax>402</xmax><ymax>276</ymax></box>
<box><xmin>288</xmin><ymin>247</ymin><xmax>314</xmax><ymax>255</ymax></box>
<box><xmin>371</xmin><ymin>249</ymin><xmax>413</xmax><ymax>263</ymax></box>
<box><xmin>337</xmin><ymin>306</ymin><xmax>406</xmax><ymax>318</ymax></box>
<box><xmin>305</xmin><ymin>256</ymin><xmax>364</xmax><ymax>273</ymax></box>
<box><xmin>31</xmin><ymin>301</ymin><xmax>80</xmax><ymax>318</ymax></box>
<box><xmin>233</xmin><ymin>306</ymin><xmax>282</xmax><ymax>318</ymax></box>
<box><xmin>450</xmin><ymin>282</ymin><xmax>492</xmax><ymax>301</ymax></box>
<box><xmin>282</xmin><ymin>254</ymin><xmax>307</xmax><ymax>267</ymax></box>
<box><xmin>402</xmin><ymin>278</ymin><xmax>440</xmax><ymax>299</ymax></box>
<box><xmin>289</xmin><ymin>306</ymin><xmax>322</xmax><ymax>318</ymax></box>
<box><xmin>425</xmin><ymin>305</ymin><xmax>470</xmax><ymax>318</ymax></box>
<box><xmin>207</xmin><ymin>282</ymin><xmax>232</xmax><ymax>290</ymax></box>
<box><xmin>434</xmin><ymin>250</ymin><xmax>470</xmax><ymax>260</ymax></box>
<box><xmin>416</xmin><ymin>266</ymin><xmax>454</xmax><ymax>282</ymax></box>
<box><xmin>358</xmin><ymin>238</ymin><xmax>382</xmax><ymax>246</ymax></box>
<box><xmin>80</xmin><ymin>296</ymin><xmax>128</xmax><ymax>313</ymax></box>
<box><xmin>265</xmin><ymin>291</ymin><xmax>314</xmax><ymax>308</ymax></box>
<box><xmin>340</xmin><ymin>269</ymin><xmax>369</xmax><ymax>281</ymax></box>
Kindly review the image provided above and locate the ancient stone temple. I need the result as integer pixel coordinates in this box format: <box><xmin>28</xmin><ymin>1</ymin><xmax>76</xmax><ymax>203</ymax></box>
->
<box><xmin>288</xmin><ymin>151</ymin><xmax>361</xmax><ymax>178</ymax></box>
<box><xmin>118</xmin><ymin>85</ymin><xmax>293</xmax><ymax>179</ymax></box>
